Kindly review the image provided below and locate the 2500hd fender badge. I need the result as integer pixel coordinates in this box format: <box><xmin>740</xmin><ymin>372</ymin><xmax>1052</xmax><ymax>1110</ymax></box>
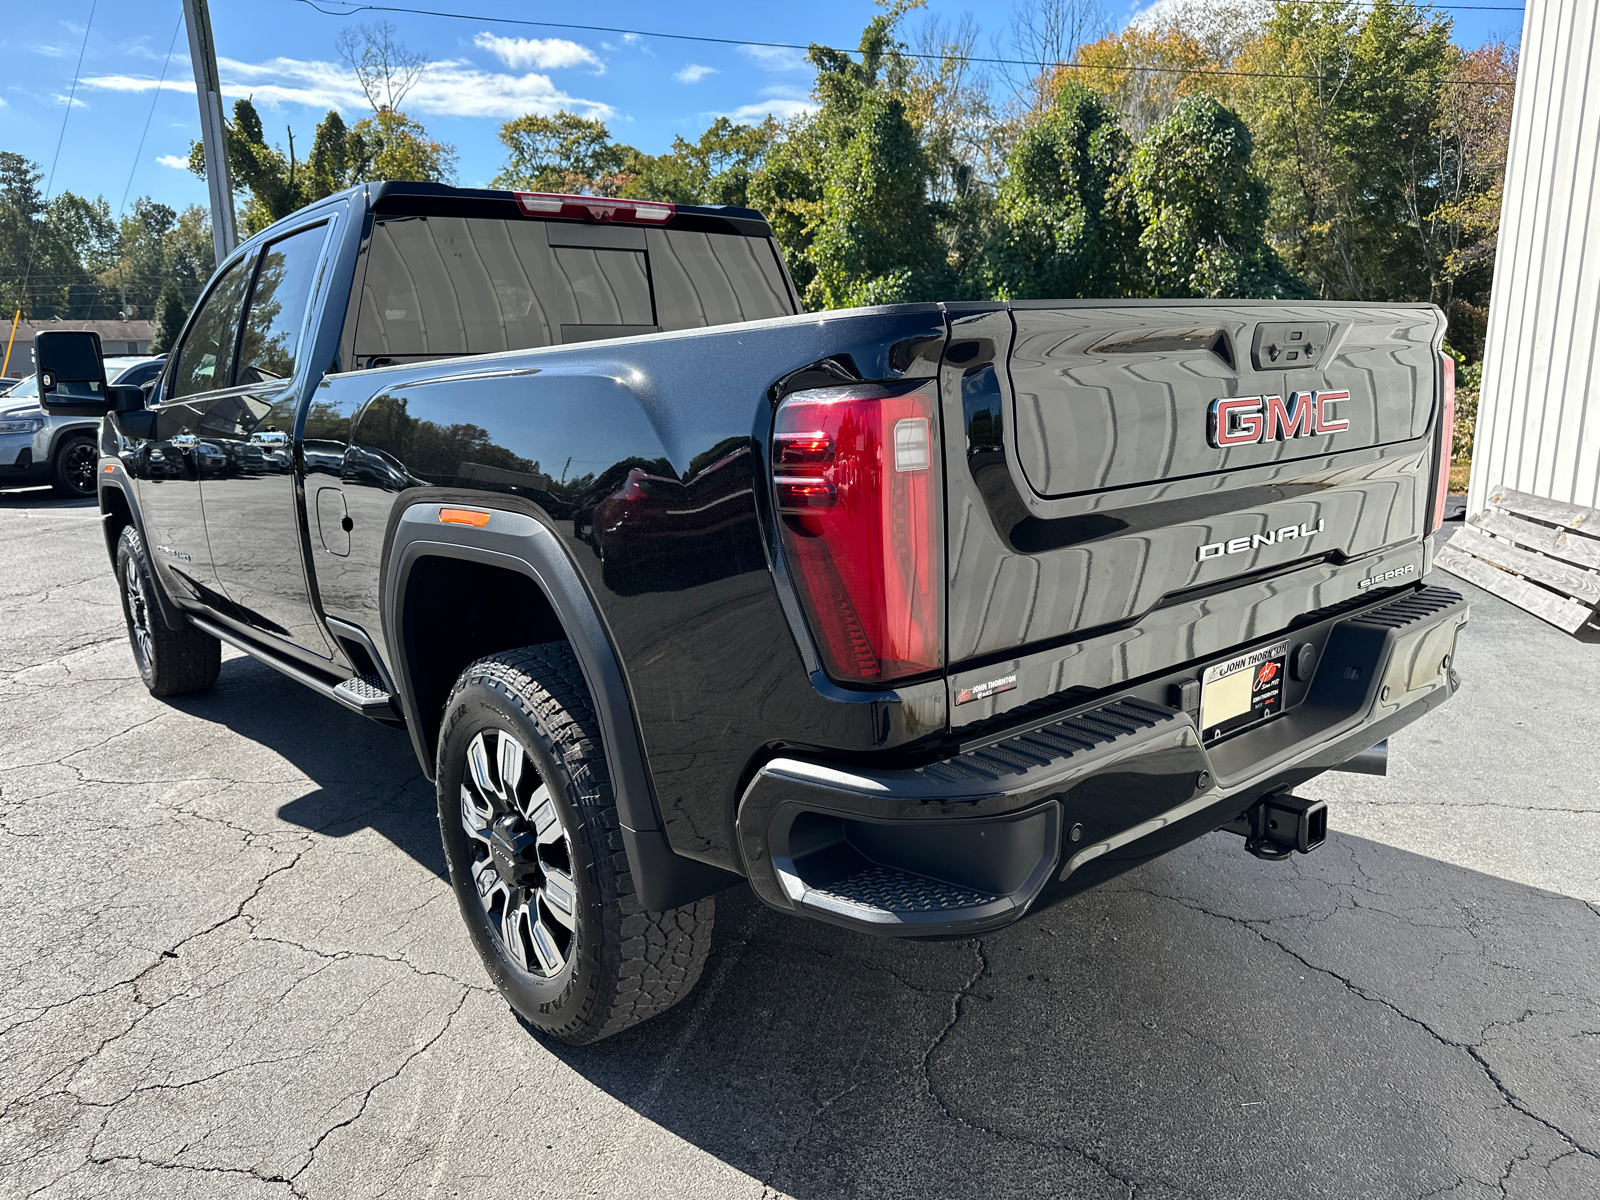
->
<box><xmin>1209</xmin><ymin>390</ymin><xmax>1350</xmax><ymax>447</ymax></box>
<box><xmin>1198</xmin><ymin>519</ymin><xmax>1326</xmax><ymax>562</ymax></box>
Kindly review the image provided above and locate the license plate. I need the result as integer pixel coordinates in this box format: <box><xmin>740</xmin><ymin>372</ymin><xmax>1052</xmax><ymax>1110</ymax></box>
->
<box><xmin>1200</xmin><ymin>639</ymin><xmax>1290</xmax><ymax>741</ymax></box>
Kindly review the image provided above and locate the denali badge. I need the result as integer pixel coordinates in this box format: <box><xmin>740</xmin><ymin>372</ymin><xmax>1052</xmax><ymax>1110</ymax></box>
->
<box><xmin>1198</xmin><ymin>519</ymin><xmax>1325</xmax><ymax>562</ymax></box>
<box><xmin>1208</xmin><ymin>390</ymin><xmax>1349</xmax><ymax>447</ymax></box>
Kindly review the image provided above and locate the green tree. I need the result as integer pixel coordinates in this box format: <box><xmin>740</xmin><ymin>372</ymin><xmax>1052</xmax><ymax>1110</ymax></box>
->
<box><xmin>984</xmin><ymin>81</ymin><xmax>1135</xmax><ymax>300</ymax></box>
<box><xmin>152</xmin><ymin>281</ymin><xmax>187</xmax><ymax>353</ymax></box>
<box><xmin>1234</xmin><ymin>0</ymin><xmax>1458</xmax><ymax>301</ymax></box>
<box><xmin>618</xmin><ymin>118</ymin><xmax>778</xmax><ymax>208</ymax></box>
<box><xmin>1122</xmin><ymin>94</ymin><xmax>1306</xmax><ymax>297</ymax></box>
<box><xmin>752</xmin><ymin>2</ymin><xmax>950</xmax><ymax>309</ymax></box>
<box><xmin>492</xmin><ymin>112</ymin><xmax>635</xmax><ymax>194</ymax></box>
<box><xmin>346</xmin><ymin>111</ymin><xmax>456</xmax><ymax>185</ymax></box>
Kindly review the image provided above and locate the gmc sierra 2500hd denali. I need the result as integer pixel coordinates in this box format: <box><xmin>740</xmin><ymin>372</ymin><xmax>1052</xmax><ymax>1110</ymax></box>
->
<box><xmin>36</xmin><ymin>181</ymin><xmax>1468</xmax><ymax>1045</ymax></box>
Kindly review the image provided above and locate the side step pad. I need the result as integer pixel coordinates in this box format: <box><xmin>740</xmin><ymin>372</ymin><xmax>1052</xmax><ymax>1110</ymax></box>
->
<box><xmin>331</xmin><ymin>673</ymin><xmax>397</xmax><ymax>716</ymax></box>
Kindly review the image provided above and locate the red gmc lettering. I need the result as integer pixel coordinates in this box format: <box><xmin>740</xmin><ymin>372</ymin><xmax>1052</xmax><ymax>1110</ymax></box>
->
<box><xmin>1264</xmin><ymin>392</ymin><xmax>1314</xmax><ymax>440</ymax></box>
<box><xmin>1212</xmin><ymin>396</ymin><xmax>1265</xmax><ymax>446</ymax></box>
<box><xmin>1314</xmin><ymin>389</ymin><xmax>1350</xmax><ymax>434</ymax></box>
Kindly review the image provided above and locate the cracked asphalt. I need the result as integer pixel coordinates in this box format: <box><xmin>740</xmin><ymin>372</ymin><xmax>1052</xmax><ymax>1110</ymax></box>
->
<box><xmin>1</xmin><ymin>488</ymin><xmax>1596</xmax><ymax>1200</ymax></box>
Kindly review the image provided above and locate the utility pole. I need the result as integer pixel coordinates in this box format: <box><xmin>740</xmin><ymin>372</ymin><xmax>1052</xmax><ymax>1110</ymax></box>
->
<box><xmin>182</xmin><ymin>0</ymin><xmax>237</xmax><ymax>264</ymax></box>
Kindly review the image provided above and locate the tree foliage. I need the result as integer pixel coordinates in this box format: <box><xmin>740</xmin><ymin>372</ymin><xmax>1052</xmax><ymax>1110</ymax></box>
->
<box><xmin>1122</xmin><ymin>95</ymin><xmax>1305</xmax><ymax>297</ymax></box>
<box><xmin>984</xmin><ymin>81</ymin><xmax>1134</xmax><ymax>299</ymax></box>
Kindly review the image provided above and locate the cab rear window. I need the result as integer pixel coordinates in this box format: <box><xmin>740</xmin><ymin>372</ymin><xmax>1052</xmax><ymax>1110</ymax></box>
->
<box><xmin>347</xmin><ymin>215</ymin><xmax>792</xmax><ymax>368</ymax></box>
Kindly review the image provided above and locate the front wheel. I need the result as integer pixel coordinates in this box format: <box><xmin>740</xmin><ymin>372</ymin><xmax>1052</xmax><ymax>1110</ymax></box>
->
<box><xmin>115</xmin><ymin>525</ymin><xmax>220</xmax><ymax>696</ymax></box>
<box><xmin>436</xmin><ymin>644</ymin><xmax>714</xmax><ymax>1044</ymax></box>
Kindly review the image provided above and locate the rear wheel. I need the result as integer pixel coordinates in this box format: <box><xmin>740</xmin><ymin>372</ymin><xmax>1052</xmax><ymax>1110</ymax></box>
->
<box><xmin>436</xmin><ymin>644</ymin><xmax>715</xmax><ymax>1044</ymax></box>
<box><xmin>50</xmin><ymin>433</ymin><xmax>97</xmax><ymax>498</ymax></box>
<box><xmin>115</xmin><ymin>525</ymin><xmax>220</xmax><ymax>696</ymax></box>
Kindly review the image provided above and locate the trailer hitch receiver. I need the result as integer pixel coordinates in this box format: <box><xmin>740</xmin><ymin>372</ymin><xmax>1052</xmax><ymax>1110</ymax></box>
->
<box><xmin>1222</xmin><ymin>794</ymin><xmax>1328</xmax><ymax>860</ymax></box>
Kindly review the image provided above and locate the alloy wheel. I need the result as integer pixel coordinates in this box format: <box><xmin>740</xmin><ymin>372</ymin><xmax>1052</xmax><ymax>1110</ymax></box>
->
<box><xmin>63</xmin><ymin>440</ymin><xmax>97</xmax><ymax>495</ymax></box>
<box><xmin>459</xmin><ymin>728</ymin><xmax>579</xmax><ymax>977</ymax></box>
<box><xmin>124</xmin><ymin>556</ymin><xmax>153</xmax><ymax>672</ymax></box>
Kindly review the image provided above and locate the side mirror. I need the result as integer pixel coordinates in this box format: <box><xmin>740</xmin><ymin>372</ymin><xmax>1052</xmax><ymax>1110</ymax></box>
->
<box><xmin>35</xmin><ymin>329</ymin><xmax>113</xmax><ymax>417</ymax></box>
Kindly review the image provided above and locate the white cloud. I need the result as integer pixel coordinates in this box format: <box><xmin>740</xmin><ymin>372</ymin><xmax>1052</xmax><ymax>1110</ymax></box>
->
<box><xmin>156</xmin><ymin>154</ymin><xmax>188</xmax><ymax>169</ymax></box>
<box><xmin>32</xmin><ymin>44</ymin><xmax>69</xmax><ymax>58</ymax></box>
<box><xmin>723</xmin><ymin>99</ymin><xmax>817</xmax><ymax>122</ymax></box>
<box><xmin>52</xmin><ymin>93</ymin><xmax>89</xmax><ymax>109</ymax></box>
<box><xmin>675</xmin><ymin>64</ymin><xmax>717</xmax><ymax>84</ymax></box>
<box><xmin>472</xmin><ymin>33</ymin><xmax>601</xmax><ymax>71</ymax></box>
<box><xmin>739</xmin><ymin>45</ymin><xmax>809</xmax><ymax>72</ymax></box>
<box><xmin>761</xmin><ymin>84</ymin><xmax>809</xmax><ymax>100</ymax></box>
<box><xmin>84</xmin><ymin>56</ymin><xmax>616</xmax><ymax>121</ymax></box>
<box><xmin>621</xmin><ymin>33</ymin><xmax>654</xmax><ymax>57</ymax></box>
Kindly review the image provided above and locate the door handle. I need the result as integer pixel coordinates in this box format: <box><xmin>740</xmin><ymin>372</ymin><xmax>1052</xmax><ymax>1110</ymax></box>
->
<box><xmin>171</xmin><ymin>434</ymin><xmax>197</xmax><ymax>449</ymax></box>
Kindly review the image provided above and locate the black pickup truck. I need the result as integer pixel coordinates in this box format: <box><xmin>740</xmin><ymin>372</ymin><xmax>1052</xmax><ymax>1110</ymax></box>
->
<box><xmin>36</xmin><ymin>181</ymin><xmax>1467</xmax><ymax>1045</ymax></box>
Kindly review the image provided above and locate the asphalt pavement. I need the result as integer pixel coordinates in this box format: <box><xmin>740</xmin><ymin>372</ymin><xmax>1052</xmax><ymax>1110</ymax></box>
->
<box><xmin>1</xmin><ymin>486</ymin><xmax>1596</xmax><ymax>1200</ymax></box>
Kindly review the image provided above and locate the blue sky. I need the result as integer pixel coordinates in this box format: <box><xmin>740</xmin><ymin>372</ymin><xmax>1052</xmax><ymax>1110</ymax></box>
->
<box><xmin>0</xmin><ymin>0</ymin><xmax>1528</xmax><ymax>220</ymax></box>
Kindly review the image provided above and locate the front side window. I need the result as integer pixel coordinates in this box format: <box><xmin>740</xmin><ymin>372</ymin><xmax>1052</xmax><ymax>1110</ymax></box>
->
<box><xmin>170</xmin><ymin>256</ymin><xmax>251</xmax><ymax>398</ymax></box>
<box><xmin>236</xmin><ymin>223</ymin><xmax>328</xmax><ymax>385</ymax></box>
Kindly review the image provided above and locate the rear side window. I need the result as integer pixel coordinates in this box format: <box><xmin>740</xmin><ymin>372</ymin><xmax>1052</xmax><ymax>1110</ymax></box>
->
<box><xmin>648</xmin><ymin>229</ymin><xmax>792</xmax><ymax>330</ymax></box>
<box><xmin>236</xmin><ymin>222</ymin><xmax>328</xmax><ymax>385</ymax></box>
<box><xmin>170</xmin><ymin>255</ymin><xmax>250</xmax><ymax>398</ymax></box>
<box><xmin>349</xmin><ymin>215</ymin><xmax>790</xmax><ymax>367</ymax></box>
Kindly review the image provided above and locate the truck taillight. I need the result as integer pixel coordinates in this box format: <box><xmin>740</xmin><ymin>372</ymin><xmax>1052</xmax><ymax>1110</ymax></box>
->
<box><xmin>1432</xmin><ymin>352</ymin><xmax>1456</xmax><ymax>533</ymax></box>
<box><xmin>773</xmin><ymin>387</ymin><xmax>942</xmax><ymax>684</ymax></box>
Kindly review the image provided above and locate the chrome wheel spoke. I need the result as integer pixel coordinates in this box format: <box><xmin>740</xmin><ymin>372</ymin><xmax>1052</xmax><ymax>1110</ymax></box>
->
<box><xmin>529</xmin><ymin>787</ymin><xmax>559</xmax><ymax>844</ymax></box>
<box><xmin>460</xmin><ymin>785</ymin><xmax>493</xmax><ymax>840</ymax></box>
<box><xmin>527</xmin><ymin>908</ymin><xmax>565</xmax><ymax>974</ymax></box>
<box><xmin>503</xmin><ymin>893</ymin><xmax>533</xmax><ymax>972</ymax></box>
<box><xmin>539</xmin><ymin>869</ymin><xmax>577</xmax><ymax>931</ymax></box>
<box><xmin>497</xmin><ymin>733</ymin><xmax>526</xmax><ymax>805</ymax></box>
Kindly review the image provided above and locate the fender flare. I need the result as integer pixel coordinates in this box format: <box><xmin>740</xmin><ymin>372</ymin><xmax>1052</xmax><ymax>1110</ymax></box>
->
<box><xmin>383</xmin><ymin>502</ymin><xmax>737</xmax><ymax>910</ymax></box>
<box><xmin>97</xmin><ymin>466</ymin><xmax>189</xmax><ymax>635</ymax></box>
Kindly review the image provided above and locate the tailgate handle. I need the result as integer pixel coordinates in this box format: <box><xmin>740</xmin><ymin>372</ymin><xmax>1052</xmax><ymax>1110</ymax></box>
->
<box><xmin>1251</xmin><ymin>321</ymin><xmax>1332</xmax><ymax>371</ymax></box>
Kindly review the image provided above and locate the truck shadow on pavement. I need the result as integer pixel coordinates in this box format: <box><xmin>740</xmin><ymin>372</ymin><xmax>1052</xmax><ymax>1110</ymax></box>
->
<box><xmin>545</xmin><ymin>837</ymin><xmax>1600</xmax><ymax>1200</ymax></box>
<box><xmin>167</xmin><ymin>651</ymin><xmax>448</xmax><ymax>881</ymax></box>
<box><xmin>169</xmin><ymin>648</ymin><xmax>1600</xmax><ymax>1199</ymax></box>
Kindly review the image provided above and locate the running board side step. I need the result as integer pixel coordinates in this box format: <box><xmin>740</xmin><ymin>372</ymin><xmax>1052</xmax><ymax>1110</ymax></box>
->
<box><xmin>186</xmin><ymin>615</ymin><xmax>401</xmax><ymax>719</ymax></box>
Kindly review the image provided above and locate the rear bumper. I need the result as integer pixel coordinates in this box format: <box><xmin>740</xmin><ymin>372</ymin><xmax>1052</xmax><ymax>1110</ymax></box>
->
<box><xmin>735</xmin><ymin>584</ymin><xmax>1469</xmax><ymax>936</ymax></box>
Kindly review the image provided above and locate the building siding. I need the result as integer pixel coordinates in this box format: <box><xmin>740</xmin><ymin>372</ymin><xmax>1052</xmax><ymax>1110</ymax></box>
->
<box><xmin>1470</xmin><ymin>0</ymin><xmax>1600</xmax><ymax>514</ymax></box>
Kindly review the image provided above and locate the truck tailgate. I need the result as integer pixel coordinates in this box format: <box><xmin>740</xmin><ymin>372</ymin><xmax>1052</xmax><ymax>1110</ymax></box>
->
<box><xmin>940</xmin><ymin>302</ymin><xmax>1445</xmax><ymax>726</ymax></box>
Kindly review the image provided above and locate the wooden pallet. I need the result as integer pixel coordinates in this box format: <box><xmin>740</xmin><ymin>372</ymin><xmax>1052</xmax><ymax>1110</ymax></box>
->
<box><xmin>1435</xmin><ymin>485</ymin><xmax>1600</xmax><ymax>634</ymax></box>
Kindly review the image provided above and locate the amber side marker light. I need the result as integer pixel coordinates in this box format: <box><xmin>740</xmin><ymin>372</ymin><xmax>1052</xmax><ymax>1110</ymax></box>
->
<box><xmin>103</xmin><ymin>464</ymin><xmax>114</xmax><ymax>473</ymax></box>
<box><xmin>439</xmin><ymin>507</ymin><xmax>491</xmax><ymax>528</ymax></box>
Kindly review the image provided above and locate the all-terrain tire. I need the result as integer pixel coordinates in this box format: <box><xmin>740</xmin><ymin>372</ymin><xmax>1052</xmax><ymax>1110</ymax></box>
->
<box><xmin>437</xmin><ymin>643</ymin><xmax>715</xmax><ymax>1044</ymax></box>
<box><xmin>50</xmin><ymin>433</ymin><xmax>97</xmax><ymax>498</ymax></box>
<box><xmin>115</xmin><ymin>525</ymin><xmax>221</xmax><ymax>696</ymax></box>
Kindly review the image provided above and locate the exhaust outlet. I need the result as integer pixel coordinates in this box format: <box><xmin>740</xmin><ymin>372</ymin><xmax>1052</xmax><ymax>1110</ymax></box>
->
<box><xmin>1222</xmin><ymin>794</ymin><xmax>1328</xmax><ymax>861</ymax></box>
<box><xmin>1331</xmin><ymin>740</ymin><xmax>1388</xmax><ymax>776</ymax></box>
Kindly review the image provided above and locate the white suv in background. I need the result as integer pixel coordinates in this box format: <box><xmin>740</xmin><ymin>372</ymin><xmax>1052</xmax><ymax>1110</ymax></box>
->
<box><xmin>0</xmin><ymin>355</ymin><xmax>166</xmax><ymax>497</ymax></box>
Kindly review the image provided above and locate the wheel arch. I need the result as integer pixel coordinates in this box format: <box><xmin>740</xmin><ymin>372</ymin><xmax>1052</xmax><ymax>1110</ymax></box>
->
<box><xmin>383</xmin><ymin>501</ymin><xmax>738</xmax><ymax>911</ymax></box>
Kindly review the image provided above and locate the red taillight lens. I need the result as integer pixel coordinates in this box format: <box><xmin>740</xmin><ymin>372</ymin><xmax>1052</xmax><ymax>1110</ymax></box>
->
<box><xmin>1432</xmin><ymin>352</ymin><xmax>1456</xmax><ymax>533</ymax></box>
<box><xmin>773</xmin><ymin>387</ymin><xmax>942</xmax><ymax>684</ymax></box>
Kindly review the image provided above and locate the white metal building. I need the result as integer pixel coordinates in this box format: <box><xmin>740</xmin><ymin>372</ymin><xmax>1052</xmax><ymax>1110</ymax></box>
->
<box><xmin>1468</xmin><ymin>0</ymin><xmax>1600</xmax><ymax>514</ymax></box>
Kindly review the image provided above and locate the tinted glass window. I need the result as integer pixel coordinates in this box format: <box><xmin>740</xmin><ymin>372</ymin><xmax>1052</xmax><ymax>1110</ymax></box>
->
<box><xmin>236</xmin><ymin>224</ymin><xmax>327</xmax><ymax>385</ymax></box>
<box><xmin>350</xmin><ymin>215</ymin><xmax>790</xmax><ymax>366</ymax></box>
<box><xmin>356</xmin><ymin>216</ymin><xmax>659</xmax><ymax>365</ymax></box>
<box><xmin>648</xmin><ymin>230</ymin><xmax>793</xmax><ymax>329</ymax></box>
<box><xmin>171</xmin><ymin>257</ymin><xmax>250</xmax><ymax>398</ymax></box>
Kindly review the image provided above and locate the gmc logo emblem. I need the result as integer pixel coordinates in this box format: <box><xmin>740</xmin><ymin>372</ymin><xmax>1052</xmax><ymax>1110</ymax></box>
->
<box><xmin>1208</xmin><ymin>390</ymin><xmax>1350</xmax><ymax>447</ymax></box>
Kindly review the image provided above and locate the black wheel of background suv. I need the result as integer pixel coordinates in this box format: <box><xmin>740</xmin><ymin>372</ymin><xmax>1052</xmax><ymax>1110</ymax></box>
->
<box><xmin>115</xmin><ymin>525</ymin><xmax>221</xmax><ymax>696</ymax></box>
<box><xmin>437</xmin><ymin>644</ymin><xmax>715</xmax><ymax>1044</ymax></box>
<box><xmin>50</xmin><ymin>433</ymin><xmax>97</xmax><ymax>498</ymax></box>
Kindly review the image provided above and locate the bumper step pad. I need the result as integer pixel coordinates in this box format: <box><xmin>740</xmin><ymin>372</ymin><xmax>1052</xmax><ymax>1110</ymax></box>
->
<box><xmin>810</xmin><ymin>865</ymin><xmax>1001</xmax><ymax>916</ymax></box>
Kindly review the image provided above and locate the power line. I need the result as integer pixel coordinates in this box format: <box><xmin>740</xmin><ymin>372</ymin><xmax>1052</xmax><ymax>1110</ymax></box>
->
<box><xmin>119</xmin><ymin>10</ymin><xmax>187</xmax><ymax>218</ymax></box>
<box><xmin>288</xmin><ymin>0</ymin><xmax>1519</xmax><ymax>88</ymax></box>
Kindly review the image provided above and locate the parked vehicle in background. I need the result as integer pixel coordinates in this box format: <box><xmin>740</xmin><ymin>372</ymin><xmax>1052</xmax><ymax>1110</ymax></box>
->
<box><xmin>44</xmin><ymin>181</ymin><xmax>1467</xmax><ymax>1046</ymax></box>
<box><xmin>0</xmin><ymin>377</ymin><xmax>27</xmax><ymax>397</ymax></box>
<box><xmin>0</xmin><ymin>355</ymin><xmax>165</xmax><ymax>496</ymax></box>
